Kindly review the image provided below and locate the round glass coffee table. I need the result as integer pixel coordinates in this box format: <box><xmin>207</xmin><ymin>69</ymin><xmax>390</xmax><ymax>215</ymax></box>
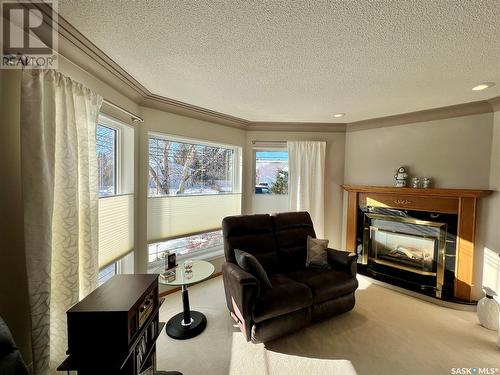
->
<box><xmin>160</xmin><ymin>259</ymin><xmax>214</xmax><ymax>340</ymax></box>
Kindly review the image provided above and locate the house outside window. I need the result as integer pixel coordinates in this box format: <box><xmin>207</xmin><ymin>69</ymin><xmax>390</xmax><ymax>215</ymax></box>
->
<box><xmin>255</xmin><ymin>150</ymin><xmax>289</xmax><ymax>194</ymax></box>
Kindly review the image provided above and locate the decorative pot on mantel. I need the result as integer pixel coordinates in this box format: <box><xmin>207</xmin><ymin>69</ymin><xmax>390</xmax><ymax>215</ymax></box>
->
<box><xmin>394</xmin><ymin>167</ymin><xmax>408</xmax><ymax>187</ymax></box>
<box><xmin>477</xmin><ymin>286</ymin><xmax>499</xmax><ymax>331</ymax></box>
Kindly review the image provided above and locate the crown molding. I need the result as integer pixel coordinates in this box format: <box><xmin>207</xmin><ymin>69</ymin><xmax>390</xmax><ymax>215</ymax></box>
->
<box><xmin>31</xmin><ymin>2</ymin><xmax>146</xmax><ymax>102</ymax></box>
<box><xmin>489</xmin><ymin>96</ymin><xmax>500</xmax><ymax>112</ymax></box>
<box><xmin>38</xmin><ymin>3</ymin><xmax>499</xmax><ymax>133</ymax></box>
<box><xmin>247</xmin><ymin>122</ymin><xmax>346</xmax><ymax>132</ymax></box>
<box><xmin>140</xmin><ymin>94</ymin><xmax>250</xmax><ymax>130</ymax></box>
<box><xmin>346</xmin><ymin>100</ymin><xmax>494</xmax><ymax>132</ymax></box>
<box><xmin>57</xmin><ymin>15</ymin><xmax>149</xmax><ymax>99</ymax></box>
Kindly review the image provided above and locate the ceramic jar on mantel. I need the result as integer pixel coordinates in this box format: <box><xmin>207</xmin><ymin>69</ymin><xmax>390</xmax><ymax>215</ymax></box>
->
<box><xmin>394</xmin><ymin>167</ymin><xmax>408</xmax><ymax>187</ymax></box>
<box><xmin>421</xmin><ymin>177</ymin><xmax>432</xmax><ymax>188</ymax></box>
<box><xmin>477</xmin><ymin>287</ymin><xmax>499</xmax><ymax>331</ymax></box>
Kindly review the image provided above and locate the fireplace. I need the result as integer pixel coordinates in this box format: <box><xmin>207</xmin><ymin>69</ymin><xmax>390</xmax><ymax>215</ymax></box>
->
<box><xmin>362</xmin><ymin>210</ymin><xmax>452</xmax><ymax>298</ymax></box>
<box><xmin>341</xmin><ymin>185</ymin><xmax>491</xmax><ymax>302</ymax></box>
<box><xmin>371</xmin><ymin>229</ymin><xmax>436</xmax><ymax>275</ymax></box>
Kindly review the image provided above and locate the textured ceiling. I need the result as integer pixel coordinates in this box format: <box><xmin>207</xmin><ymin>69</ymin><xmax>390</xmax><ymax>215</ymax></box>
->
<box><xmin>59</xmin><ymin>0</ymin><xmax>500</xmax><ymax>122</ymax></box>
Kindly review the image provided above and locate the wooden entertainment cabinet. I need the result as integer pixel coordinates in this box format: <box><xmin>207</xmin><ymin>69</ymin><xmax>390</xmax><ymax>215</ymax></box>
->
<box><xmin>58</xmin><ymin>274</ymin><xmax>166</xmax><ymax>375</ymax></box>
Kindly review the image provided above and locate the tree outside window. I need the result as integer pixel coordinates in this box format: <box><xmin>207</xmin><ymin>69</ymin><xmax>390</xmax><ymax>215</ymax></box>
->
<box><xmin>148</xmin><ymin>137</ymin><xmax>235</xmax><ymax>196</ymax></box>
<box><xmin>96</xmin><ymin>125</ymin><xmax>116</xmax><ymax>197</ymax></box>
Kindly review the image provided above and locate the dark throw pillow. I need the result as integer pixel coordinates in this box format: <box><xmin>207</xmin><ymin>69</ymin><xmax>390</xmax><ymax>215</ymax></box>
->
<box><xmin>306</xmin><ymin>235</ymin><xmax>330</xmax><ymax>269</ymax></box>
<box><xmin>234</xmin><ymin>249</ymin><xmax>273</xmax><ymax>290</ymax></box>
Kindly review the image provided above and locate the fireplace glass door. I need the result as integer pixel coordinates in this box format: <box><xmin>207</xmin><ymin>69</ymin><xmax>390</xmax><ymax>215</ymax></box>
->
<box><xmin>371</xmin><ymin>229</ymin><xmax>437</xmax><ymax>275</ymax></box>
<box><xmin>365</xmin><ymin>213</ymin><xmax>447</xmax><ymax>279</ymax></box>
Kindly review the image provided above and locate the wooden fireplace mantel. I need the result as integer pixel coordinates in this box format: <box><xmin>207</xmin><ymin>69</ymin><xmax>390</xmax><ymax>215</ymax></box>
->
<box><xmin>341</xmin><ymin>185</ymin><xmax>492</xmax><ymax>301</ymax></box>
<box><xmin>342</xmin><ymin>185</ymin><xmax>491</xmax><ymax>198</ymax></box>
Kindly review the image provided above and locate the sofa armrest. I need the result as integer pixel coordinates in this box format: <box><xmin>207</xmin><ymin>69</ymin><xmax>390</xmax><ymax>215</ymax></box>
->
<box><xmin>0</xmin><ymin>317</ymin><xmax>29</xmax><ymax>375</ymax></box>
<box><xmin>222</xmin><ymin>262</ymin><xmax>259</xmax><ymax>341</ymax></box>
<box><xmin>327</xmin><ymin>248</ymin><xmax>358</xmax><ymax>276</ymax></box>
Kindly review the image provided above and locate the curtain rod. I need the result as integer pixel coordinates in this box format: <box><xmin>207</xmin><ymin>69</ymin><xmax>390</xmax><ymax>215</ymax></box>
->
<box><xmin>59</xmin><ymin>55</ymin><xmax>144</xmax><ymax>123</ymax></box>
<box><xmin>252</xmin><ymin>140</ymin><xmax>287</xmax><ymax>144</ymax></box>
<box><xmin>103</xmin><ymin>99</ymin><xmax>144</xmax><ymax>123</ymax></box>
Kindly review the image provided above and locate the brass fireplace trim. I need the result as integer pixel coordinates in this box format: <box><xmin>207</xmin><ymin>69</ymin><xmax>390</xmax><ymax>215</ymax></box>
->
<box><xmin>370</xmin><ymin>228</ymin><xmax>437</xmax><ymax>276</ymax></box>
<box><xmin>371</xmin><ymin>258</ymin><xmax>437</xmax><ymax>276</ymax></box>
<box><xmin>363</xmin><ymin>213</ymin><xmax>447</xmax><ymax>297</ymax></box>
<box><xmin>365</xmin><ymin>213</ymin><xmax>448</xmax><ymax>228</ymax></box>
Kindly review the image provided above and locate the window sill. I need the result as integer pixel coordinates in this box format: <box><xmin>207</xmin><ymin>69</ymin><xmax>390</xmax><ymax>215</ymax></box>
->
<box><xmin>147</xmin><ymin>245</ymin><xmax>224</xmax><ymax>274</ymax></box>
<box><xmin>176</xmin><ymin>245</ymin><xmax>224</xmax><ymax>262</ymax></box>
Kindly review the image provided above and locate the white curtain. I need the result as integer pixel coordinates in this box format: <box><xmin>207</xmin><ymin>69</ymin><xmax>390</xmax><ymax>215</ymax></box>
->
<box><xmin>287</xmin><ymin>141</ymin><xmax>326</xmax><ymax>238</ymax></box>
<box><xmin>21</xmin><ymin>69</ymin><xmax>103</xmax><ymax>374</ymax></box>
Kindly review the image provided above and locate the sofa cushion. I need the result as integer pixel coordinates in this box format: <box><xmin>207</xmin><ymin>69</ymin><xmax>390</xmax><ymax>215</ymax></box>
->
<box><xmin>234</xmin><ymin>249</ymin><xmax>273</xmax><ymax>291</ymax></box>
<box><xmin>306</xmin><ymin>235</ymin><xmax>330</xmax><ymax>269</ymax></box>
<box><xmin>287</xmin><ymin>268</ymin><xmax>359</xmax><ymax>304</ymax></box>
<box><xmin>271</xmin><ymin>212</ymin><xmax>316</xmax><ymax>272</ymax></box>
<box><xmin>223</xmin><ymin>214</ymin><xmax>279</xmax><ymax>273</ymax></box>
<box><xmin>252</xmin><ymin>274</ymin><xmax>313</xmax><ymax>323</ymax></box>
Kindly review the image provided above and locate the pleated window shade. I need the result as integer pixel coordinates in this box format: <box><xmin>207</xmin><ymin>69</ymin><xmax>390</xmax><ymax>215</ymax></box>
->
<box><xmin>147</xmin><ymin>193</ymin><xmax>241</xmax><ymax>243</ymax></box>
<box><xmin>98</xmin><ymin>194</ymin><xmax>134</xmax><ymax>268</ymax></box>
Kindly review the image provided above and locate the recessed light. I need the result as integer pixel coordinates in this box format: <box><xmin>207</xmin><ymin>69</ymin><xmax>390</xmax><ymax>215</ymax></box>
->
<box><xmin>333</xmin><ymin>113</ymin><xmax>345</xmax><ymax>118</ymax></box>
<box><xmin>472</xmin><ymin>82</ymin><xmax>495</xmax><ymax>91</ymax></box>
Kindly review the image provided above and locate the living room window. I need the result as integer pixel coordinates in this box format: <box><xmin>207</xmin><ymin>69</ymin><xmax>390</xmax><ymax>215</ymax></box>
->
<box><xmin>97</xmin><ymin>115</ymin><xmax>135</xmax><ymax>274</ymax></box>
<box><xmin>97</xmin><ymin>124</ymin><xmax>117</xmax><ymax>197</ymax></box>
<box><xmin>98</xmin><ymin>251</ymin><xmax>135</xmax><ymax>285</ymax></box>
<box><xmin>251</xmin><ymin>142</ymin><xmax>290</xmax><ymax>214</ymax></box>
<box><xmin>147</xmin><ymin>230</ymin><xmax>224</xmax><ymax>273</ymax></box>
<box><xmin>147</xmin><ymin>134</ymin><xmax>242</xmax><ymax>270</ymax></box>
<box><xmin>255</xmin><ymin>150</ymin><xmax>289</xmax><ymax>194</ymax></box>
<box><xmin>98</xmin><ymin>262</ymin><xmax>116</xmax><ymax>285</ymax></box>
<box><xmin>148</xmin><ymin>136</ymin><xmax>237</xmax><ymax>196</ymax></box>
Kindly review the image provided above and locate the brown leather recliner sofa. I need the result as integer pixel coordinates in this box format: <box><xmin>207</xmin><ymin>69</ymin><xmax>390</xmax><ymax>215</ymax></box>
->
<box><xmin>0</xmin><ymin>316</ymin><xmax>29</xmax><ymax>375</ymax></box>
<box><xmin>222</xmin><ymin>211</ymin><xmax>358</xmax><ymax>343</ymax></box>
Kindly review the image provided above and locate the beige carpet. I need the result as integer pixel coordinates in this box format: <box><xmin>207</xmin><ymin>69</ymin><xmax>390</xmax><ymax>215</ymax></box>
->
<box><xmin>156</xmin><ymin>275</ymin><xmax>499</xmax><ymax>375</ymax></box>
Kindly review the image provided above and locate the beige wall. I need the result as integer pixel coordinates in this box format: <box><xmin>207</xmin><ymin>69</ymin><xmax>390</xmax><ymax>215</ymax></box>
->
<box><xmin>343</xmin><ymin>113</ymin><xmax>495</xmax><ymax>299</ymax></box>
<box><xmin>479</xmin><ymin>109</ymin><xmax>500</xmax><ymax>295</ymax></box>
<box><xmin>245</xmin><ymin>131</ymin><xmax>346</xmax><ymax>249</ymax></box>
<box><xmin>483</xmin><ymin>110</ymin><xmax>500</xmax><ymax>251</ymax></box>
<box><xmin>344</xmin><ymin>113</ymin><xmax>493</xmax><ymax>188</ymax></box>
